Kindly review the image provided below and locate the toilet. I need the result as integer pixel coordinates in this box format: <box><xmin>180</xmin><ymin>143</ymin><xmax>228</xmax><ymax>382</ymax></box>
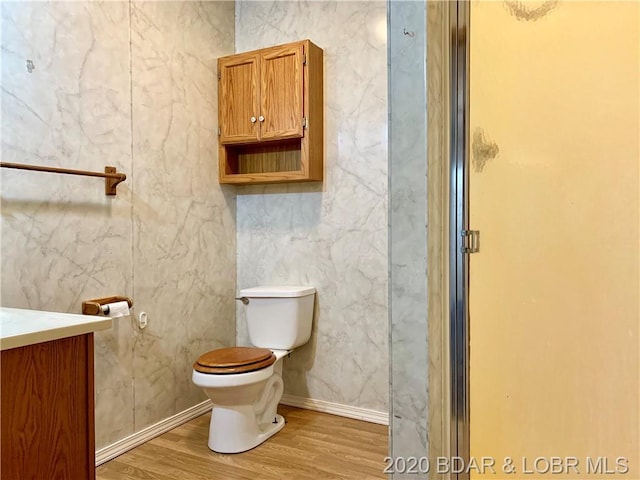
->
<box><xmin>192</xmin><ymin>286</ymin><xmax>315</xmax><ymax>454</ymax></box>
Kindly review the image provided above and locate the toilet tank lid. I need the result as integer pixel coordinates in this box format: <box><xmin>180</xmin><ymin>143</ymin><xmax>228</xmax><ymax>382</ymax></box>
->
<box><xmin>240</xmin><ymin>286</ymin><xmax>316</xmax><ymax>298</ymax></box>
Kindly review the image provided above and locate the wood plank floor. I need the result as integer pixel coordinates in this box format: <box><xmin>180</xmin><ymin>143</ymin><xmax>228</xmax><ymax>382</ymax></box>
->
<box><xmin>96</xmin><ymin>405</ymin><xmax>389</xmax><ymax>480</ymax></box>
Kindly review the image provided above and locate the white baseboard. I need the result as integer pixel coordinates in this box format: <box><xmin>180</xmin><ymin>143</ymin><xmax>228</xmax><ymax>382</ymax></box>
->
<box><xmin>95</xmin><ymin>400</ymin><xmax>212</xmax><ymax>466</ymax></box>
<box><xmin>96</xmin><ymin>395</ymin><xmax>388</xmax><ymax>466</ymax></box>
<box><xmin>280</xmin><ymin>393</ymin><xmax>388</xmax><ymax>426</ymax></box>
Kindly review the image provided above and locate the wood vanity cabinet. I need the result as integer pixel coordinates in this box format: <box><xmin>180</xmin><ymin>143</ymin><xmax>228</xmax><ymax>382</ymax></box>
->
<box><xmin>1</xmin><ymin>335</ymin><xmax>96</xmax><ymax>479</ymax></box>
<box><xmin>218</xmin><ymin>40</ymin><xmax>323</xmax><ymax>184</ymax></box>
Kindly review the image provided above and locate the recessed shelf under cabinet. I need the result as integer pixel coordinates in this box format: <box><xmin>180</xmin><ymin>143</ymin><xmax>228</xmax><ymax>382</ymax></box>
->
<box><xmin>217</xmin><ymin>39</ymin><xmax>323</xmax><ymax>185</ymax></box>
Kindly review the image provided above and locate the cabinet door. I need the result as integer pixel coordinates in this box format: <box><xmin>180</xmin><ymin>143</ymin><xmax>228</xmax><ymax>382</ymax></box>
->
<box><xmin>219</xmin><ymin>52</ymin><xmax>259</xmax><ymax>145</ymax></box>
<box><xmin>1</xmin><ymin>335</ymin><xmax>95</xmax><ymax>479</ymax></box>
<box><xmin>260</xmin><ymin>43</ymin><xmax>304</xmax><ymax>141</ymax></box>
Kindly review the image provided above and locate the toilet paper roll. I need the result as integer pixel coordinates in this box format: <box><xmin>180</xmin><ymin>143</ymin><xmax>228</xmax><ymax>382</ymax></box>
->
<box><xmin>102</xmin><ymin>301</ymin><xmax>131</xmax><ymax>318</ymax></box>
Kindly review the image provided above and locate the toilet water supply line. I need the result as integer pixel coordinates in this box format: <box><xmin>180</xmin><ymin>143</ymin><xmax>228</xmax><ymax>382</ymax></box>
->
<box><xmin>254</xmin><ymin>373</ymin><xmax>284</xmax><ymax>425</ymax></box>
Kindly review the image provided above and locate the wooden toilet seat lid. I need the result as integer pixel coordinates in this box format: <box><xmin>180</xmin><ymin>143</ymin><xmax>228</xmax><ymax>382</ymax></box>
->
<box><xmin>194</xmin><ymin>347</ymin><xmax>276</xmax><ymax>374</ymax></box>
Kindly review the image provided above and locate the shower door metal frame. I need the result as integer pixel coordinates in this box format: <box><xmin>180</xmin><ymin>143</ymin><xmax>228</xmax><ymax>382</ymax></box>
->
<box><xmin>449</xmin><ymin>1</ymin><xmax>470</xmax><ymax>478</ymax></box>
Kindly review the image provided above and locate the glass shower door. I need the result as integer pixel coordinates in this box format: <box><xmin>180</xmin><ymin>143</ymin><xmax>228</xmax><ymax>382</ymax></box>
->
<box><xmin>468</xmin><ymin>1</ymin><xmax>639</xmax><ymax>478</ymax></box>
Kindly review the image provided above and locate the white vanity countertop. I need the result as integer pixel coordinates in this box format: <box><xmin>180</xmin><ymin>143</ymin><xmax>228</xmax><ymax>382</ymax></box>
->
<box><xmin>0</xmin><ymin>307</ymin><xmax>112</xmax><ymax>351</ymax></box>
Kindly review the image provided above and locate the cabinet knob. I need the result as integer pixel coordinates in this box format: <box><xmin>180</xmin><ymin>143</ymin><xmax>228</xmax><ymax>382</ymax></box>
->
<box><xmin>258</xmin><ymin>116</ymin><xmax>265</xmax><ymax>122</ymax></box>
<box><xmin>250</xmin><ymin>116</ymin><xmax>257</xmax><ymax>123</ymax></box>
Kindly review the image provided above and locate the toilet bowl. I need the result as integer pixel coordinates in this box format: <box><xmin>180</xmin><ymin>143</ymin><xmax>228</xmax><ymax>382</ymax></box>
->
<box><xmin>191</xmin><ymin>286</ymin><xmax>315</xmax><ymax>454</ymax></box>
<box><xmin>192</xmin><ymin>347</ymin><xmax>289</xmax><ymax>453</ymax></box>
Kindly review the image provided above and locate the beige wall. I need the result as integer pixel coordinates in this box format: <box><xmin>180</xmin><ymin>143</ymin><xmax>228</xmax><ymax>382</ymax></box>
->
<box><xmin>469</xmin><ymin>1</ymin><xmax>639</xmax><ymax>477</ymax></box>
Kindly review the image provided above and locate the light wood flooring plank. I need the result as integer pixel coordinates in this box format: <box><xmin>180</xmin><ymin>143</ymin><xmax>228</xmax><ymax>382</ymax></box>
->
<box><xmin>96</xmin><ymin>405</ymin><xmax>388</xmax><ymax>479</ymax></box>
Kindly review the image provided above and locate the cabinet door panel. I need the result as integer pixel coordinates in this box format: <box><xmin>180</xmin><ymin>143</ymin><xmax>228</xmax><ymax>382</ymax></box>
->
<box><xmin>1</xmin><ymin>335</ymin><xmax>95</xmax><ymax>479</ymax></box>
<box><xmin>219</xmin><ymin>53</ymin><xmax>259</xmax><ymax>144</ymax></box>
<box><xmin>260</xmin><ymin>44</ymin><xmax>304</xmax><ymax>141</ymax></box>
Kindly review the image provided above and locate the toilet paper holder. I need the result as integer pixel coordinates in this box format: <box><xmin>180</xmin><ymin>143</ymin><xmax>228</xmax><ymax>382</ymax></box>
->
<box><xmin>82</xmin><ymin>296</ymin><xmax>133</xmax><ymax>316</ymax></box>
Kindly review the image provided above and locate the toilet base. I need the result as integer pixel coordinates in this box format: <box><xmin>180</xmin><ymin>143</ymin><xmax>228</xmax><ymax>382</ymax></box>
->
<box><xmin>194</xmin><ymin>351</ymin><xmax>288</xmax><ymax>454</ymax></box>
<box><xmin>208</xmin><ymin>406</ymin><xmax>285</xmax><ymax>453</ymax></box>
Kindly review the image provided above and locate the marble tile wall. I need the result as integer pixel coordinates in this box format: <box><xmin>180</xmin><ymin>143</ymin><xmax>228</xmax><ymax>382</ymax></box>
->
<box><xmin>0</xmin><ymin>1</ymin><xmax>236</xmax><ymax>448</ymax></box>
<box><xmin>130</xmin><ymin>0</ymin><xmax>236</xmax><ymax>433</ymax></box>
<box><xmin>1</xmin><ymin>0</ymin><xmax>439</xmax><ymax>460</ymax></box>
<box><xmin>388</xmin><ymin>1</ymin><xmax>451</xmax><ymax>476</ymax></box>
<box><xmin>234</xmin><ymin>1</ymin><xmax>389</xmax><ymax>413</ymax></box>
<box><xmin>388</xmin><ymin>0</ymin><xmax>430</xmax><ymax>477</ymax></box>
<box><xmin>1</xmin><ymin>0</ymin><xmax>135</xmax><ymax>447</ymax></box>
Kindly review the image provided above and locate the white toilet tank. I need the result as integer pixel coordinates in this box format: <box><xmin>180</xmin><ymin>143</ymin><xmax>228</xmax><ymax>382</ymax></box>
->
<box><xmin>240</xmin><ymin>286</ymin><xmax>315</xmax><ymax>350</ymax></box>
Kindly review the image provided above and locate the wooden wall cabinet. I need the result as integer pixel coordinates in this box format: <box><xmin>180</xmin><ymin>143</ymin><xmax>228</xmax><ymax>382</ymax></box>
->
<box><xmin>218</xmin><ymin>40</ymin><xmax>323</xmax><ymax>184</ymax></box>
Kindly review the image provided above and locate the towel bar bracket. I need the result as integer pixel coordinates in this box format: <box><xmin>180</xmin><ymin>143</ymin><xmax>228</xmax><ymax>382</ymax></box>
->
<box><xmin>104</xmin><ymin>166</ymin><xmax>126</xmax><ymax>195</ymax></box>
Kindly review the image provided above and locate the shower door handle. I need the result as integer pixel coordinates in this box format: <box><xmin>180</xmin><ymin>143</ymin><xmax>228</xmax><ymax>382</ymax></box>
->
<box><xmin>461</xmin><ymin>230</ymin><xmax>480</xmax><ymax>254</ymax></box>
